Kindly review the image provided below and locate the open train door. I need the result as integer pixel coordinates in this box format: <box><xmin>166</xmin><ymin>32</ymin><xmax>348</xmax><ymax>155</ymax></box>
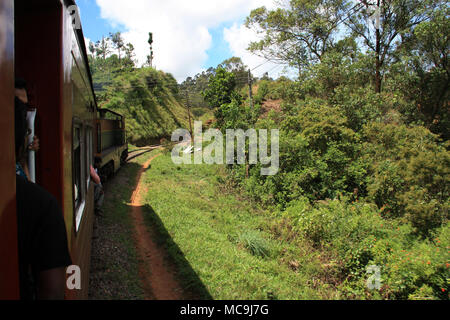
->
<box><xmin>0</xmin><ymin>0</ymin><xmax>20</xmax><ymax>299</ymax></box>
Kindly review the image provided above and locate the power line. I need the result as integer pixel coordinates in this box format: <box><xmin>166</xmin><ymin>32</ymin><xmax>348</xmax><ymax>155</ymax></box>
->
<box><xmin>250</xmin><ymin>59</ymin><xmax>273</xmax><ymax>71</ymax></box>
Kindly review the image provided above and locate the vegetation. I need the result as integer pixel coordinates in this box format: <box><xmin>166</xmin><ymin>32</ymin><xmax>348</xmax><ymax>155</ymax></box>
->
<box><xmin>196</xmin><ymin>0</ymin><xmax>449</xmax><ymax>299</ymax></box>
<box><xmin>88</xmin><ymin>1</ymin><xmax>449</xmax><ymax>300</ymax></box>
<box><xmin>141</xmin><ymin>152</ymin><xmax>342</xmax><ymax>299</ymax></box>
<box><xmin>88</xmin><ymin>33</ymin><xmax>190</xmax><ymax>146</ymax></box>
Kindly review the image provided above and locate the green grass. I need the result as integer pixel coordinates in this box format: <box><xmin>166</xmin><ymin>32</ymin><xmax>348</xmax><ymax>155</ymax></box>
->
<box><xmin>127</xmin><ymin>143</ymin><xmax>139</xmax><ymax>152</ymax></box>
<box><xmin>140</xmin><ymin>152</ymin><xmax>338</xmax><ymax>299</ymax></box>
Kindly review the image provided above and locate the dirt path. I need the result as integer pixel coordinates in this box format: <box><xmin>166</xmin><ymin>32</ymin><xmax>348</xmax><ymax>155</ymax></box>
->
<box><xmin>130</xmin><ymin>153</ymin><xmax>185</xmax><ymax>300</ymax></box>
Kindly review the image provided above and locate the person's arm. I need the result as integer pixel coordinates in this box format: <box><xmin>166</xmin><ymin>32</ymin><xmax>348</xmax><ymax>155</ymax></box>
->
<box><xmin>36</xmin><ymin>267</ymin><xmax>66</xmax><ymax>300</ymax></box>
<box><xmin>90</xmin><ymin>165</ymin><xmax>101</xmax><ymax>184</ymax></box>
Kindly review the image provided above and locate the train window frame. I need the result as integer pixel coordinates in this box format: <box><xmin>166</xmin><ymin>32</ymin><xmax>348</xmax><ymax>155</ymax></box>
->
<box><xmin>97</xmin><ymin>123</ymin><xmax>101</xmax><ymax>154</ymax></box>
<box><xmin>85</xmin><ymin>125</ymin><xmax>93</xmax><ymax>189</ymax></box>
<box><xmin>73</xmin><ymin>124</ymin><xmax>81</xmax><ymax>207</ymax></box>
<box><xmin>73</xmin><ymin>119</ymin><xmax>86</xmax><ymax>232</ymax></box>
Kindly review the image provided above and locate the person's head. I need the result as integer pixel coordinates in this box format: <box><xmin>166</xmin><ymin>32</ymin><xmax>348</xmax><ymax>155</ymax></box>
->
<box><xmin>94</xmin><ymin>157</ymin><xmax>102</xmax><ymax>169</ymax></box>
<box><xmin>15</xmin><ymin>97</ymin><xmax>29</xmax><ymax>160</ymax></box>
<box><xmin>15</xmin><ymin>78</ymin><xmax>28</xmax><ymax>104</ymax></box>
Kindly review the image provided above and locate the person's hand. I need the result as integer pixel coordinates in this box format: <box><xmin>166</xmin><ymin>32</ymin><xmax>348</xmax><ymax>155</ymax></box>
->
<box><xmin>28</xmin><ymin>136</ymin><xmax>40</xmax><ymax>152</ymax></box>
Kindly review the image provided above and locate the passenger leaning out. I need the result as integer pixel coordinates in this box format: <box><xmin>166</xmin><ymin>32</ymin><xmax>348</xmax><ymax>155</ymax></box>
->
<box><xmin>14</xmin><ymin>78</ymin><xmax>39</xmax><ymax>180</ymax></box>
<box><xmin>90</xmin><ymin>157</ymin><xmax>104</xmax><ymax>217</ymax></box>
<box><xmin>15</xmin><ymin>96</ymin><xmax>72</xmax><ymax>300</ymax></box>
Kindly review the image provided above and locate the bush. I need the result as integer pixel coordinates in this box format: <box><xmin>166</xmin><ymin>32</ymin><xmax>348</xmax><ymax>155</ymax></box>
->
<box><xmin>239</xmin><ymin>103</ymin><xmax>369</xmax><ymax>206</ymax></box>
<box><xmin>254</xmin><ymin>80</ymin><xmax>269</xmax><ymax>105</ymax></box>
<box><xmin>237</xmin><ymin>230</ymin><xmax>274</xmax><ymax>258</ymax></box>
<box><xmin>284</xmin><ymin>198</ymin><xmax>450</xmax><ymax>299</ymax></box>
<box><xmin>363</xmin><ymin>123</ymin><xmax>450</xmax><ymax>236</ymax></box>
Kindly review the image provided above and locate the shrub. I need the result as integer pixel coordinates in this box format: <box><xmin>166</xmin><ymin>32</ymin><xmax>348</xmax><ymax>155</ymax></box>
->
<box><xmin>254</xmin><ymin>80</ymin><xmax>269</xmax><ymax>105</ymax></box>
<box><xmin>237</xmin><ymin>230</ymin><xmax>274</xmax><ymax>258</ymax></box>
<box><xmin>364</xmin><ymin>123</ymin><xmax>450</xmax><ymax>236</ymax></box>
<box><xmin>284</xmin><ymin>198</ymin><xmax>449</xmax><ymax>299</ymax></box>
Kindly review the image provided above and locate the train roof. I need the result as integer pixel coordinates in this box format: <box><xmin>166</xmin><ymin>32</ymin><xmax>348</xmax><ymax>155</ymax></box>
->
<box><xmin>63</xmin><ymin>0</ymin><xmax>99</xmax><ymax>111</ymax></box>
<box><xmin>98</xmin><ymin>108</ymin><xmax>124</xmax><ymax>120</ymax></box>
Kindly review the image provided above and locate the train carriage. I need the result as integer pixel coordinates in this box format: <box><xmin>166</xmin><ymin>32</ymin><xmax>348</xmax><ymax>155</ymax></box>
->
<box><xmin>0</xmin><ymin>0</ymin><xmax>103</xmax><ymax>299</ymax></box>
<box><xmin>96</xmin><ymin>108</ymin><xmax>128</xmax><ymax>182</ymax></box>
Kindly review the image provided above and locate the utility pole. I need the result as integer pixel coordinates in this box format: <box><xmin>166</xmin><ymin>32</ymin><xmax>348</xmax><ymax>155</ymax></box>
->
<box><xmin>248</xmin><ymin>69</ymin><xmax>253</xmax><ymax>108</ymax></box>
<box><xmin>185</xmin><ymin>91</ymin><xmax>193</xmax><ymax>143</ymax></box>
<box><xmin>148</xmin><ymin>32</ymin><xmax>154</xmax><ymax>68</ymax></box>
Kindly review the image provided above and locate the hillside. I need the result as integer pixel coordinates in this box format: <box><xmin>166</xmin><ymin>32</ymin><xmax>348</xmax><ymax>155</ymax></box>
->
<box><xmin>197</xmin><ymin>55</ymin><xmax>449</xmax><ymax>299</ymax></box>
<box><xmin>93</xmin><ymin>67</ymin><xmax>190</xmax><ymax>146</ymax></box>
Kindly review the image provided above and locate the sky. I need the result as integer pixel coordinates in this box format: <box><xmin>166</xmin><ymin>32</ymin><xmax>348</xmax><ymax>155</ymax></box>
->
<box><xmin>76</xmin><ymin>0</ymin><xmax>292</xmax><ymax>82</ymax></box>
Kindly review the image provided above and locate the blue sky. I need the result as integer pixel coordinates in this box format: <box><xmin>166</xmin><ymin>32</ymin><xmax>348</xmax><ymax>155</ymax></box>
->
<box><xmin>77</xmin><ymin>0</ymin><xmax>125</xmax><ymax>43</ymax></box>
<box><xmin>76</xmin><ymin>0</ymin><xmax>282</xmax><ymax>82</ymax></box>
<box><xmin>205</xmin><ymin>24</ymin><xmax>235</xmax><ymax>69</ymax></box>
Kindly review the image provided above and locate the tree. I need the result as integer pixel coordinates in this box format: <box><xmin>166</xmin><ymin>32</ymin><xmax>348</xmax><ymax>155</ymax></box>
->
<box><xmin>123</xmin><ymin>42</ymin><xmax>136</xmax><ymax>68</ymax></box>
<box><xmin>218</xmin><ymin>57</ymin><xmax>249</xmax><ymax>88</ymax></box>
<box><xmin>202</xmin><ymin>67</ymin><xmax>237</xmax><ymax>109</ymax></box>
<box><xmin>96</xmin><ymin>36</ymin><xmax>111</xmax><ymax>60</ymax></box>
<box><xmin>88</xmin><ymin>41</ymin><xmax>96</xmax><ymax>57</ymax></box>
<box><xmin>219</xmin><ymin>57</ymin><xmax>247</xmax><ymax>73</ymax></box>
<box><xmin>245</xmin><ymin>0</ymin><xmax>348</xmax><ymax>73</ymax></box>
<box><xmin>400</xmin><ymin>3</ymin><xmax>450</xmax><ymax>137</ymax></box>
<box><xmin>110</xmin><ymin>32</ymin><xmax>125</xmax><ymax>64</ymax></box>
<box><xmin>345</xmin><ymin>0</ymin><xmax>437</xmax><ymax>93</ymax></box>
<box><xmin>202</xmin><ymin>67</ymin><xmax>238</xmax><ymax>126</ymax></box>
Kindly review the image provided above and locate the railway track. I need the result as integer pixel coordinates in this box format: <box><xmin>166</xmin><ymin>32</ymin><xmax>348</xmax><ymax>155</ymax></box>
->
<box><xmin>126</xmin><ymin>145</ymin><xmax>161</xmax><ymax>162</ymax></box>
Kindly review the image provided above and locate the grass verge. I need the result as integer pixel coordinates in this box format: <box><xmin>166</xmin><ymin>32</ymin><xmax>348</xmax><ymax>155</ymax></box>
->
<box><xmin>140</xmin><ymin>152</ymin><xmax>339</xmax><ymax>299</ymax></box>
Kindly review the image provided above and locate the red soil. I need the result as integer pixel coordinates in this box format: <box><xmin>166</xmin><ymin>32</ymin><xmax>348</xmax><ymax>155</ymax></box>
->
<box><xmin>130</xmin><ymin>153</ymin><xmax>185</xmax><ymax>300</ymax></box>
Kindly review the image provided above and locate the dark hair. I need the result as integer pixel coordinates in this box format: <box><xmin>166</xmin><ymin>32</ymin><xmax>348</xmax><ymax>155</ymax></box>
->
<box><xmin>15</xmin><ymin>97</ymin><xmax>28</xmax><ymax>157</ymax></box>
<box><xmin>15</xmin><ymin>78</ymin><xmax>27</xmax><ymax>90</ymax></box>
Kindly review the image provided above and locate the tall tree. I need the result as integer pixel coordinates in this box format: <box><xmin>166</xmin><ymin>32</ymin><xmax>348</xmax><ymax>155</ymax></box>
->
<box><xmin>245</xmin><ymin>0</ymin><xmax>348</xmax><ymax>73</ymax></box>
<box><xmin>123</xmin><ymin>42</ymin><xmax>136</xmax><ymax>68</ymax></box>
<box><xmin>88</xmin><ymin>41</ymin><xmax>96</xmax><ymax>57</ymax></box>
<box><xmin>96</xmin><ymin>36</ymin><xmax>111</xmax><ymax>60</ymax></box>
<box><xmin>219</xmin><ymin>57</ymin><xmax>249</xmax><ymax>88</ymax></box>
<box><xmin>345</xmin><ymin>0</ymin><xmax>437</xmax><ymax>93</ymax></box>
<box><xmin>402</xmin><ymin>3</ymin><xmax>449</xmax><ymax>137</ymax></box>
<box><xmin>202</xmin><ymin>67</ymin><xmax>237</xmax><ymax>109</ymax></box>
<box><xmin>110</xmin><ymin>32</ymin><xmax>125</xmax><ymax>64</ymax></box>
<box><xmin>202</xmin><ymin>67</ymin><xmax>241</xmax><ymax>127</ymax></box>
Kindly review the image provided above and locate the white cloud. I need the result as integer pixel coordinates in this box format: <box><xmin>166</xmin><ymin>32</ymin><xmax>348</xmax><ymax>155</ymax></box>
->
<box><xmin>223</xmin><ymin>23</ymin><xmax>284</xmax><ymax>79</ymax></box>
<box><xmin>95</xmin><ymin>0</ymin><xmax>279</xmax><ymax>82</ymax></box>
<box><xmin>223</xmin><ymin>14</ymin><xmax>298</xmax><ymax>79</ymax></box>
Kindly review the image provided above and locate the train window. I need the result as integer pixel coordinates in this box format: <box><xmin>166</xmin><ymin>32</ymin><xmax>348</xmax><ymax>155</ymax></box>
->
<box><xmin>97</xmin><ymin>124</ymin><xmax>101</xmax><ymax>154</ymax></box>
<box><xmin>73</xmin><ymin>122</ymin><xmax>86</xmax><ymax>232</ymax></box>
<box><xmin>86</xmin><ymin>126</ymin><xmax>93</xmax><ymax>187</ymax></box>
<box><xmin>73</xmin><ymin>126</ymin><xmax>82</xmax><ymax>207</ymax></box>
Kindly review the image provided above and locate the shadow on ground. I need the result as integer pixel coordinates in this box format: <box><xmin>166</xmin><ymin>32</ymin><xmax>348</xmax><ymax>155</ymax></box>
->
<box><xmin>89</xmin><ymin>159</ymin><xmax>211</xmax><ymax>300</ymax></box>
<box><xmin>139</xmin><ymin>202</ymin><xmax>212</xmax><ymax>300</ymax></box>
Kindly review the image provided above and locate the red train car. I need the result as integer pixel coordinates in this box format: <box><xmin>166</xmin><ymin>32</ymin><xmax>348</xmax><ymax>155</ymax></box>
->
<box><xmin>0</xmin><ymin>0</ymin><xmax>98</xmax><ymax>299</ymax></box>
